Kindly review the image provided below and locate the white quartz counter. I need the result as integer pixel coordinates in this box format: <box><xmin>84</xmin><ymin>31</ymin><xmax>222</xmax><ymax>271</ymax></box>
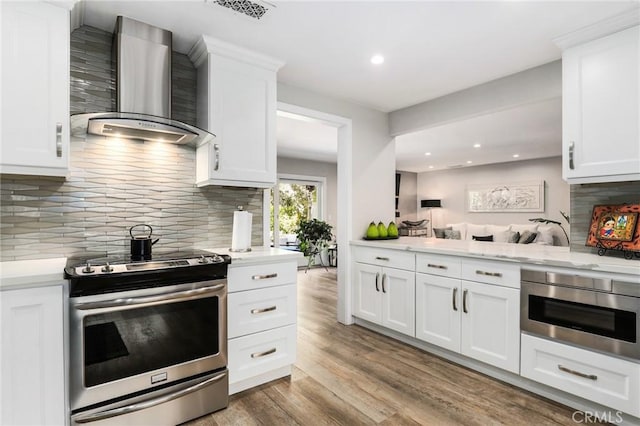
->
<box><xmin>0</xmin><ymin>257</ymin><xmax>67</xmax><ymax>290</ymax></box>
<box><xmin>351</xmin><ymin>238</ymin><xmax>640</xmax><ymax>278</ymax></box>
<box><xmin>203</xmin><ymin>246</ymin><xmax>303</xmax><ymax>266</ymax></box>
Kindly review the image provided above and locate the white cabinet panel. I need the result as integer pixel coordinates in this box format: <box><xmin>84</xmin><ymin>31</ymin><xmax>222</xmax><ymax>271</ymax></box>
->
<box><xmin>522</xmin><ymin>333</ymin><xmax>640</xmax><ymax>417</ymax></box>
<box><xmin>353</xmin><ymin>246</ymin><xmax>415</xmax><ymax>271</ymax></box>
<box><xmin>460</xmin><ymin>280</ymin><xmax>520</xmax><ymax>374</ymax></box>
<box><xmin>1</xmin><ymin>285</ymin><xmax>65</xmax><ymax>426</ymax></box>
<box><xmin>562</xmin><ymin>25</ymin><xmax>640</xmax><ymax>183</ymax></box>
<box><xmin>228</xmin><ymin>261</ymin><xmax>297</xmax><ymax>292</ymax></box>
<box><xmin>352</xmin><ymin>262</ymin><xmax>382</xmax><ymax>324</ymax></box>
<box><xmin>228</xmin><ymin>284</ymin><xmax>296</xmax><ymax>339</ymax></box>
<box><xmin>461</xmin><ymin>258</ymin><xmax>520</xmax><ymax>289</ymax></box>
<box><xmin>415</xmin><ymin>253</ymin><xmax>461</xmax><ymax>278</ymax></box>
<box><xmin>381</xmin><ymin>268</ymin><xmax>415</xmax><ymax>336</ymax></box>
<box><xmin>190</xmin><ymin>36</ymin><xmax>283</xmax><ymax>188</ymax></box>
<box><xmin>416</xmin><ymin>273</ymin><xmax>460</xmax><ymax>353</ymax></box>
<box><xmin>0</xmin><ymin>2</ymin><xmax>69</xmax><ymax>177</ymax></box>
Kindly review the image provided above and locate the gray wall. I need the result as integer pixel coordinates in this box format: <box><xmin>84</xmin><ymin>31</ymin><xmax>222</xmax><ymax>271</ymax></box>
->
<box><xmin>417</xmin><ymin>157</ymin><xmax>570</xmax><ymax>245</ymax></box>
<box><xmin>0</xmin><ymin>26</ymin><xmax>262</xmax><ymax>261</ymax></box>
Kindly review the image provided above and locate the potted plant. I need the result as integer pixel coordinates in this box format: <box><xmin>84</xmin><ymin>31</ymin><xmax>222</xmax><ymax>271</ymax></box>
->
<box><xmin>295</xmin><ymin>218</ymin><xmax>333</xmax><ymax>269</ymax></box>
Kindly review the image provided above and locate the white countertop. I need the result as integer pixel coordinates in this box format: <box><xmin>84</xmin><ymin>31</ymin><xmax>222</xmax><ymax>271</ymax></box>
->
<box><xmin>0</xmin><ymin>257</ymin><xmax>67</xmax><ymax>290</ymax></box>
<box><xmin>203</xmin><ymin>246</ymin><xmax>303</xmax><ymax>266</ymax></box>
<box><xmin>351</xmin><ymin>237</ymin><xmax>640</xmax><ymax>277</ymax></box>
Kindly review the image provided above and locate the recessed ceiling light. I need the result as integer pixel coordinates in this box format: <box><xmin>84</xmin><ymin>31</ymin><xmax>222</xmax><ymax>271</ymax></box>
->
<box><xmin>473</xmin><ymin>143</ymin><xmax>481</xmax><ymax>148</ymax></box>
<box><xmin>370</xmin><ymin>54</ymin><xmax>384</xmax><ymax>65</ymax></box>
<box><xmin>428</xmin><ymin>165</ymin><xmax>434</xmax><ymax>169</ymax></box>
<box><xmin>424</xmin><ymin>152</ymin><xmax>431</xmax><ymax>156</ymax></box>
<box><xmin>466</xmin><ymin>160</ymin><xmax>473</xmax><ymax>164</ymax></box>
<box><xmin>512</xmin><ymin>154</ymin><xmax>520</xmax><ymax>158</ymax></box>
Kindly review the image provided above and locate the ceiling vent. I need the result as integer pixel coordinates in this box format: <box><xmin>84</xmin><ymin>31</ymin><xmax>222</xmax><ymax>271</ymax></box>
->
<box><xmin>212</xmin><ymin>0</ymin><xmax>272</xmax><ymax>20</ymax></box>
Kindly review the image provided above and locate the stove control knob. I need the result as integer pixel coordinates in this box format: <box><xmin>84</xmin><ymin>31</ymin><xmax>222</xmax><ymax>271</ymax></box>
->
<box><xmin>198</xmin><ymin>255</ymin><xmax>210</xmax><ymax>264</ymax></box>
<box><xmin>212</xmin><ymin>254</ymin><xmax>224</xmax><ymax>263</ymax></box>
<box><xmin>82</xmin><ymin>262</ymin><xmax>95</xmax><ymax>274</ymax></box>
<box><xmin>101</xmin><ymin>262</ymin><xmax>113</xmax><ymax>273</ymax></box>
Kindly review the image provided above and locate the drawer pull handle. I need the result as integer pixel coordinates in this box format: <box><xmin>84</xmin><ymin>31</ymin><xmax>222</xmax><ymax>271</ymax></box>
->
<box><xmin>56</xmin><ymin>122</ymin><xmax>63</xmax><ymax>157</ymax></box>
<box><xmin>475</xmin><ymin>270</ymin><xmax>502</xmax><ymax>278</ymax></box>
<box><xmin>462</xmin><ymin>289</ymin><xmax>468</xmax><ymax>313</ymax></box>
<box><xmin>375</xmin><ymin>256</ymin><xmax>390</xmax><ymax>261</ymax></box>
<box><xmin>252</xmin><ymin>273</ymin><xmax>278</xmax><ymax>280</ymax></box>
<box><xmin>375</xmin><ymin>272</ymin><xmax>380</xmax><ymax>292</ymax></box>
<box><xmin>568</xmin><ymin>141</ymin><xmax>575</xmax><ymax>170</ymax></box>
<box><xmin>251</xmin><ymin>348</ymin><xmax>276</xmax><ymax>358</ymax></box>
<box><xmin>251</xmin><ymin>306</ymin><xmax>277</xmax><ymax>314</ymax></box>
<box><xmin>428</xmin><ymin>264</ymin><xmax>447</xmax><ymax>270</ymax></box>
<box><xmin>452</xmin><ymin>287</ymin><xmax>458</xmax><ymax>311</ymax></box>
<box><xmin>213</xmin><ymin>144</ymin><xmax>220</xmax><ymax>171</ymax></box>
<box><xmin>381</xmin><ymin>273</ymin><xmax>387</xmax><ymax>293</ymax></box>
<box><xmin>558</xmin><ymin>365</ymin><xmax>597</xmax><ymax>381</ymax></box>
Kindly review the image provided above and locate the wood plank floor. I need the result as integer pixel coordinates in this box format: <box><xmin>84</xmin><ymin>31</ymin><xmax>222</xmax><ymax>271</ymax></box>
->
<box><xmin>186</xmin><ymin>268</ymin><xmax>584</xmax><ymax>426</ymax></box>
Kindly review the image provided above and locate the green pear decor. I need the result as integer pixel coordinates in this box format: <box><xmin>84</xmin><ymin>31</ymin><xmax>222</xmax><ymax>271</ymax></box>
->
<box><xmin>377</xmin><ymin>221</ymin><xmax>388</xmax><ymax>238</ymax></box>
<box><xmin>366</xmin><ymin>222</ymin><xmax>379</xmax><ymax>238</ymax></box>
<box><xmin>388</xmin><ymin>222</ymin><xmax>399</xmax><ymax>237</ymax></box>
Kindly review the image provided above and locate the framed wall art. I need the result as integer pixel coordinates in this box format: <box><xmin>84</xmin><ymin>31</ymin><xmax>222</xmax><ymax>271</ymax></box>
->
<box><xmin>586</xmin><ymin>204</ymin><xmax>640</xmax><ymax>259</ymax></box>
<box><xmin>466</xmin><ymin>180</ymin><xmax>544</xmax><ymax>213</ymax></box>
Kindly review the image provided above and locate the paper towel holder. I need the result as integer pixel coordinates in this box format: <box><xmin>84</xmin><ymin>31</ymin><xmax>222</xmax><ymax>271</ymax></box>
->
<box><xmin>229</xmin><ymin>206</ymin><xmax>253</xmax><ymax>253</ymax></box>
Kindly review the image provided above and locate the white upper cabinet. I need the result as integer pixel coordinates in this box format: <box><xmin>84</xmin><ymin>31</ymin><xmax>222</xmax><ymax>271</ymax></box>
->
<box><xmin>556</xmin><ymin>11</ymin><xmax>639</xmax><ymax>184</ymax></box>
<box><xmin>0</xmin><ymin>1</ymin><xmax>70</xmax><ymax>177</ymax></box>
<box><xmin>189</xmin><ymin>36</ymin><xmax>284</xmax><ymax>188</ymax></box>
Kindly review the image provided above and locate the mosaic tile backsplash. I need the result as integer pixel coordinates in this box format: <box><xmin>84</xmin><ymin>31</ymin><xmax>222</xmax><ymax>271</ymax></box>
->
<box><xmin>0</xmin><ymin>26</ymin><xmax>263</xmax><ymax>261</ymax></box>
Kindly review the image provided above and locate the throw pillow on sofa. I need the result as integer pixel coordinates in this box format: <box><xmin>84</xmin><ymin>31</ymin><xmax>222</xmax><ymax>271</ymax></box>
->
<box><xmin>444</xmin><ymin>229</ymin><xmax>462</xmax><ymax>240</ymax></box>
<box><xmin>518</xmin><ymin>230</ymin><xmax>537</xmax><ymax>244</ymax></box>
<box><xmin>446</xmin><ymin>223</ymin><xmax>467</xmax><ymax>240</ymax></box>
<box><xmin>434</xmin><ymin>226</ymin><xmax>452</xmax><ymax>239</ymax></box>
<box><xmin>472</xmin><ymin>235</ymin><xmax>494</xmax><ymax>242</ymax></box>
<box><xmin>507</xmin><ymin>231</ymin><xmax>521</xmax><ymax>243</ymax></box>
<box><xmin>486</xmin><ymin>225</ymin><xmax>511</xmax><ymax>242</ymax></box>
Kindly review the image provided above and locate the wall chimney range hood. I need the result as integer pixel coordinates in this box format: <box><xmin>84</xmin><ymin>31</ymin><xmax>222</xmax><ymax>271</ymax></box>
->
<box><xmin>71</xmin><ymin>16</ymin><xmax>214</xmax><ymax>146</ymax></box>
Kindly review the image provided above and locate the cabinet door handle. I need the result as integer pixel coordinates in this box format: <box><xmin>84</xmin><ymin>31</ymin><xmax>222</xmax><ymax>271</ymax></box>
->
<box><xmin>251</xmin><ymin>306</ymin><xmax>276</xmax><ymax>314</ymax></box>
<box><xmin>568</xmin><ymin>141</ymin><xmax>575</xmax><ymax>170</ymax></box>
<box><xmin>381</xmin><ymin>273</ymin><xmax>387</xmax><ymax>293</ymax></box>
<box><xmin>56</xmin><ymin>122</ymin><xmax>63</xmax><ymax>157</ymax></box>
<box><xmin>452</xmin><ymin>287</ymin><xmax>458</xmax><ymax>311</ymax></box>
<box><xmin>475</xmin><ymin>270</ymin><xmax>502</xmax><ymax>278</ymax></box>
<box><xmin>375</xmin><ymin>272</ymin><xmax>380</xmax><ymax>292</ymax></box>
<box><xmin>375</xmin><ymin>256</ymin><xmax>390</xmax><ymax>261</ymax></box>
<box><xmin>252</xmin><ymin>273</ymin><xmax>277</xmax><ymax>280</ymax></box>
<box><xmin>213</xmin><ymin>144</ymin><xmax>220</xmax><ymax>171</ymax></box>
<box><xmin>558</xmin><ymin>365</ymin><xmax>597</xmax><ymax>381</ymax></box>
<box><xmin>462</xmin><ymin>289</ymin><xmax>468</xmax><ymax>313</ymax></box>
<box><xmin>251</xmin><ymin>348</ymin><xmax>276</xmax><ymax>358</ymax></box>
<box><xmin>427</xmin><ymin>264</ymin><xmax>447</xmax><ymax>270</ymax></box>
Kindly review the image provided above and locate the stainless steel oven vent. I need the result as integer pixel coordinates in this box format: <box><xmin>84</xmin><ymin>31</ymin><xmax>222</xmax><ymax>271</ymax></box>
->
<box><xmin>213</xmin><ymin>0</ymin><xmax>271</xmax><ymax>20</ymax></box>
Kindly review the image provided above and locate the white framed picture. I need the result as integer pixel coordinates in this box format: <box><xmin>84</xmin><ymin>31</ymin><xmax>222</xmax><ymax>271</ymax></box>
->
<box><xmin>466</xmin><ymin>180</ymin><xmax>544</xmax><ymax>213</ymax></box>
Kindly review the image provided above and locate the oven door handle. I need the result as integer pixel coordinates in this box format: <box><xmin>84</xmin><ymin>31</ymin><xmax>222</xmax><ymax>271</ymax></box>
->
<box><xmin>74</xmin><ymin>283</ymin><xmax>226</xmax><ymax>311</ymax></box>
<box><xmin>73</xmin><ymin>371</ymin><xmax>227</xmax><ymax>424</ymax></box>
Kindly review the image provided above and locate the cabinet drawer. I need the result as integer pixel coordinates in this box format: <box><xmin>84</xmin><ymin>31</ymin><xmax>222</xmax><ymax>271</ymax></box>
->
<box><xmin>416</xmin><ymin>253</ymin><xmax>461</xmax><ymax>278</ymax></box>
<box><xmin>352</xmin><ymin>246</ymin><xmax>415</xmax><ymax>270</ymax></box>
<box><xmin>228</xmin><ymin>261</ymin><xmax>297</xmax><ymax>292</ymax></box>
<box><xmin>521</xmin><ymin>333</ymin><xmax>640</xmax><ymax>417</ymax></box>
<box><xmin>228</xmin><ymin>324</ymin><xmax>296</xmax><ymax>384</ymax></box>
<box><xmin>228</xmin><ymin>284</ymin><xmax>296</xmax><ymax>338</ymax></box>
<box><xmin>461</xmin><ymin>259</ymin><xmax>520</xmax><ymax>288</ymax></box>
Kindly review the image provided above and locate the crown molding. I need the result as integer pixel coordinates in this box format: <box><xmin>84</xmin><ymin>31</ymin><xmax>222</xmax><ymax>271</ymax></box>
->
<box><xmin>553</xmin><ymin>7</ymin><xmax>639</xmax><ymax>50</ymax></box>
<box><xmin>189</xmin><ymin>35</ymin><xmax>284</xmax><ymax>71</ymax></box>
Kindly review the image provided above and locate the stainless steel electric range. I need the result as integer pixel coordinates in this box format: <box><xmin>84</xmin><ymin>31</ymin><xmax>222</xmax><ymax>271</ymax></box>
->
<box><xmin>65</xmin><ymin>250</ymin><xmax>230</xmax><ymax>426</ymax></box>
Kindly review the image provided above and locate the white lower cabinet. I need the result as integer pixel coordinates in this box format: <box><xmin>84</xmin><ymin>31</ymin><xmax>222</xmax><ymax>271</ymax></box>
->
<box><xmin>353</xmin><ymin>262</ymin><xmax>415</xmax><ymax>337</ymax></box>
<box><xmin>521</xmin><ymin>333</ymin><xmax>640</xmax><ymax>418</ymax></box>
<box><xmin>227</xmin><ymin>260</ymin><xmax>297</xmax><ymax>394</ymax></box>
<box><xmin>1</xmin><ymin>284</ymin><xmax>65</xmax><ymax>426</ymax></box>
<box><xmin>415</xmin><ymin>255</ymin><xmax>520</xmax><ymax>374</ymax></box>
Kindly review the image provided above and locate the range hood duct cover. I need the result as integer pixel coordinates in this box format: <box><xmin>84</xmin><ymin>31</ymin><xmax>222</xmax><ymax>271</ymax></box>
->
<box><xmin>71</xmin><ymin>16</ymin><xmax>214</xmax><ymax>146</ymax></box>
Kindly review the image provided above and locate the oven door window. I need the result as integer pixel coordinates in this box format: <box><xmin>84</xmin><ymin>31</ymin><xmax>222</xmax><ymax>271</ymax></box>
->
<box><xmin>83</xmin><ymin>296</ymin><xmax>219</xmax><ymax>387</ymax></box>
<box><xmin>528</xmin><ymin>295</ymin><xmax>636</xmax><ymax>342</ymax></box>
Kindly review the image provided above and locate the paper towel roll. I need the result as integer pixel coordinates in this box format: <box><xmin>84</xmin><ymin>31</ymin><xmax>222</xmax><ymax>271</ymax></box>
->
<box><xmin>231</xmin><ymin>210</ymin><xmax>252</xmax><ymax>252</ymax></box>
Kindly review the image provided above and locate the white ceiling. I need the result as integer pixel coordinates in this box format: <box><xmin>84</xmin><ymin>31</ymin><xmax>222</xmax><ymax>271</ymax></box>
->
<box><xmin>78</xmin><ymin>0</ymin><xmax>635</xmax><ymax>169</ymax></box>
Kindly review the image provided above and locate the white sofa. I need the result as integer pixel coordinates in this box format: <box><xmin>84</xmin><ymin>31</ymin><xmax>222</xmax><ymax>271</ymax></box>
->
<box><xmin>434</xmin><ymin>222</ymin><xmax>562</xmax><ymax>246</ymax></box>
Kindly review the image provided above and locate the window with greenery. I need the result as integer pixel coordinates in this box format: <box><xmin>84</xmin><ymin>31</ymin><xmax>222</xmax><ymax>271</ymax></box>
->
<box><xmin>270</xmin><ymin>181</ymin><xmax>320</xmax><ymax>246</ymax></box>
